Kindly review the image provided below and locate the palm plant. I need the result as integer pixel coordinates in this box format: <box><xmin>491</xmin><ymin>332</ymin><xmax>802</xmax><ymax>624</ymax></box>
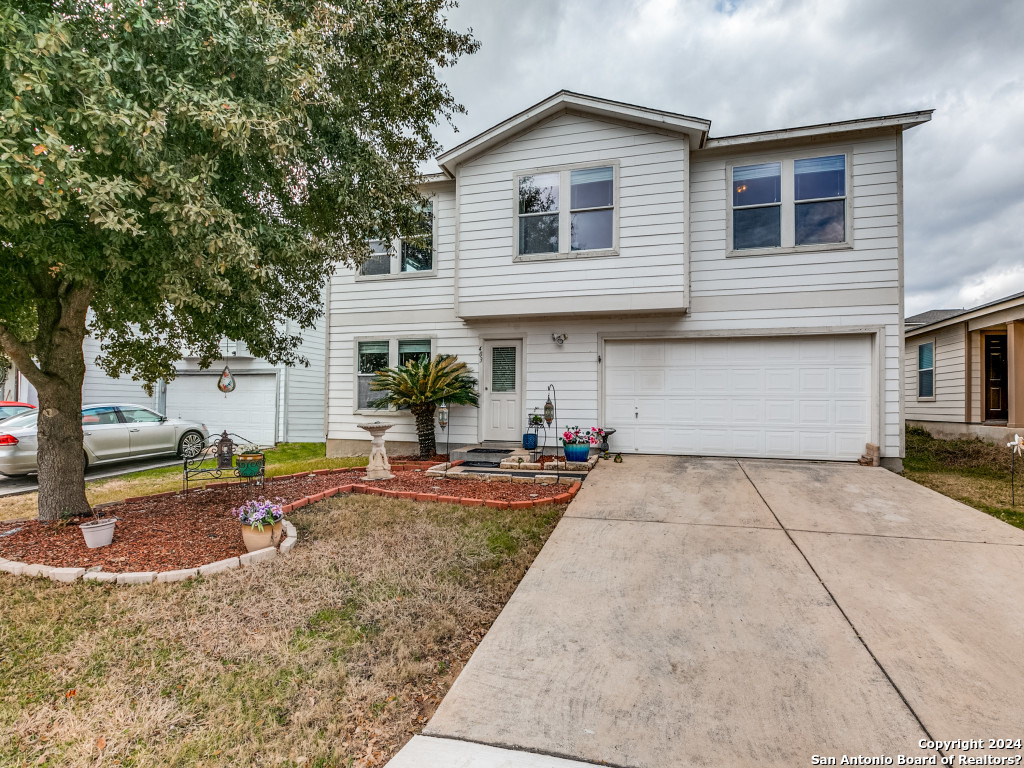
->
<box><xmin>370</xmin><ymin>354</ymin><xmax>479</xmax><ymax>458</ymax></box>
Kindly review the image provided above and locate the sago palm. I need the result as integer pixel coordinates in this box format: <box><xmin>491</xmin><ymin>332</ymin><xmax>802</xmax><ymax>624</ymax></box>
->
<box><xmin>370</xmin><ymin>354</ymin><xmax>479</xmax><ymax>458</ymax></box>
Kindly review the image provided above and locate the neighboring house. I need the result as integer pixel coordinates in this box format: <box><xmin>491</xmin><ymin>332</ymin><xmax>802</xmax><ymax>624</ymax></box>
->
<box><xmin>324</xmin><ymin>91</ymin><xmax>932</xmax><ymax>470</ymax></box>
<box><xmin>5</xmin><ymin>314</ymin><xmax>326</xmax><ymax>446</ymax></box>
<box><xmin>904</xmin><ymin>291</ymin><xmax>1024</xmax><ymax>444</ymax></box>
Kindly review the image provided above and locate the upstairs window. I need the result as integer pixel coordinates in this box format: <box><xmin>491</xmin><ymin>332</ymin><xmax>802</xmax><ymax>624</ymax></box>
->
<box><xmin>359</xmin><ymin>201</ymin><xmax>434</xmax><ymax>277</ymax></box>
<box><xmin>518</xmin><ymin>173</ymin><xmax>560</xmax><ymax>255</ymax></box>
<box><xmin>516</xmin><ymin>163</ymin><xmax>616</xmax><ymax>258</ymax></box>
<box><xmin>731</xmin><ymin>153</ymin><xmax>849</xmax><ymax>253</ymax></box>
<box><xmin>917</xmin><ymin>342</ymin><xmax>934</xmax><ymax>399</ymax></box>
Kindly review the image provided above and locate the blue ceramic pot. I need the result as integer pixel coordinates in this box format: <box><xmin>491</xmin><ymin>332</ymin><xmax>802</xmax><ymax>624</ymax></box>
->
<box><xmin>522</xmin><ymin>433</ymin><xmax>538</xmax><ymax>450</ymax></box>
<box><xmin>563</xmin><ymin>443</ymin><xmax>590</xmax><ymax>463</ymax></box>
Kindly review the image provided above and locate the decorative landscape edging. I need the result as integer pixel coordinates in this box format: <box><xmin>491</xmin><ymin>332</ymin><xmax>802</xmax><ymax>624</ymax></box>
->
<box><xmin>0</xmin><ymin>469</ymin><xmax>582</xmax><ymax>586</ymax></box>
<box><xmin>0</xmin><ymin>519</ymin><xmax>298</xmax><ymax>586</ymax></box>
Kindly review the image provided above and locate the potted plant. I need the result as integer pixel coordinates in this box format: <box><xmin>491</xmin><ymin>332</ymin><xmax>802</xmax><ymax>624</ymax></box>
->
<box><xmin>79</xmin><ymin>509</ymin><xmax>116</xmax><ymax>549</ymax></box>
<box><xmin>236</xmin><ymin>444</ymin><xmax>265</xmax><ymax>478</ymax></box>
<box><xmin>234</xmin><ymin>498</ymin><xmax>285</xmax><ymax>552</ymax></box>
<box><xmin>561</xmin><ymin>426</ymin><xmax>604</xmax><ymax>463</ymax></box>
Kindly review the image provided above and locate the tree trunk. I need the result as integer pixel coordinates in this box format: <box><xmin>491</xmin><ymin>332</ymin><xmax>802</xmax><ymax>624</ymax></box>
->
<box><xmin>411</xmin><ymin>404</ymin><xmax>437</xmax><ymax>459</ymax></box>
<box><xmin>0</xmin><ymin>281</ymin><xmax>93</xmax><ymax>521</ymax></box>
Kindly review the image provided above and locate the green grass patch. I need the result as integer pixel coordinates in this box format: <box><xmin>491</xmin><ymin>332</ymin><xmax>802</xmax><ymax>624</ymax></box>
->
<box><xmin>904</xmin><ymin>426</ymin><xmax>1024</xmax><ymax>531</ymax></box>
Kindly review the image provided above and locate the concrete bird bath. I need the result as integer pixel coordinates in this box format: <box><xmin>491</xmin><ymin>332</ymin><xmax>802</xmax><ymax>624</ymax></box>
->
<box><xmin>358</xmin><ymin>422</ymin><xmax>396</xmax><ymax>481</ymax></box>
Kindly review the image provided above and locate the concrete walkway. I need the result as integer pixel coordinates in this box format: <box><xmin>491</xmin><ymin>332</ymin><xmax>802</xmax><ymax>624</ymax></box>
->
<box><xmin>390</xmin><ymin>457</ymin><xmax>1024</xmax><ymax>768</ymax></box>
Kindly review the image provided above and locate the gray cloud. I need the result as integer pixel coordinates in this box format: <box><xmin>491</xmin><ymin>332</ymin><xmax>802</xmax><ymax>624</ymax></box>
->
<box><xmin>433</xmin><ymin>0</ymin><xmax>1024</xmax><ymax>315</ymax></box>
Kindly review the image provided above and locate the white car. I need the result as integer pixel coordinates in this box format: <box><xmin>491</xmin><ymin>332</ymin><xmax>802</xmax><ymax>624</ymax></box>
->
<box><xmin>0</xmin><ymin>404</ymin><xmax>209</xmax><ymax>476</ymax></box>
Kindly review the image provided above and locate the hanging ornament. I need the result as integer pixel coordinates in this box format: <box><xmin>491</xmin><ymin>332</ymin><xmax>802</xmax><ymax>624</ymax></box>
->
<box><xmin>218</xmin><ymin>365</ymin><xmax>236</xmax><ymax>393</ymax></box>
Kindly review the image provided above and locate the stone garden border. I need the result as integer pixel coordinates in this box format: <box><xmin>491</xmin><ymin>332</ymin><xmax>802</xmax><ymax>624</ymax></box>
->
<box><xmin>0</xmin><ymin>466</ymin><xmax>583</xmax><ymax>586</ymax></box>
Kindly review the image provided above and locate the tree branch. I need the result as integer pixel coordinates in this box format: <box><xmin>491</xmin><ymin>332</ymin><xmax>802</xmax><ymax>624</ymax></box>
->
<box><xmin>0</xmin><ymin>324</ymin><xmax>49</xmax><ymax>388</ymax></box>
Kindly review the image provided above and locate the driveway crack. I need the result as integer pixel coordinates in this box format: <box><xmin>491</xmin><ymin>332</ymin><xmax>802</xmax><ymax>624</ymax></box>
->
<box><xmin>735</xmin><ymin>459</ymin><xmax>945</xmax><ymax>757</ymax></box>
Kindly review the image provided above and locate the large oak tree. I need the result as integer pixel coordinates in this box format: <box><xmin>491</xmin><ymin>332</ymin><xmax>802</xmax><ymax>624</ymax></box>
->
<box><xmin>0</xmin><ymin>0</ymin><xmax>477</xmax><ymax>520</ymax></box>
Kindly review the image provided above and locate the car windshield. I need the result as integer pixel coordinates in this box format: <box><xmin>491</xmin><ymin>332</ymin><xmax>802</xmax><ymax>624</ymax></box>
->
<box><xmin>0</xmin><ymin>411</ymin><xmax>38</xmax><ymax>428</ymax></box>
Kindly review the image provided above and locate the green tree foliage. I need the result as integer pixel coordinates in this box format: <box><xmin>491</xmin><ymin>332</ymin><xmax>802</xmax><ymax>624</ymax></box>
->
<box><xmin>0</xmin><ymin>0</ymin><xmax>477</xmax><ymax>520</ymax></box>
<box><xmin>370</xmin><ymin>354</ymin><xmax>478</xmax><ymax>458</ymax></box>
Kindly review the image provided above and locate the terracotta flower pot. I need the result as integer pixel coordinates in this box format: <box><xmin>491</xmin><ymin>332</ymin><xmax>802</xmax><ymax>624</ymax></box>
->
<box><xmin>241</xmin><ymin>521</ymin><xmax>283</xmax><ymax>552</ymax></box>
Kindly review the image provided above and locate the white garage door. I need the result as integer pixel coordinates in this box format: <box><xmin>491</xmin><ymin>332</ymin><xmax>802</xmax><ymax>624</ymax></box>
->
<box><xmin>165</xmin><ymin>373</ymin><xmax>278</xmax><ymax>446</ymax></box>
<box><xmin>605</xmin><ymin>336</ymin><xmax>872</xmax><ymax>461</ymax></box>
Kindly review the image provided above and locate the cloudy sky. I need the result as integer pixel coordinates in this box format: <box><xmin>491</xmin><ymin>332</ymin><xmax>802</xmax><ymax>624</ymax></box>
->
<box><xmin>432</xmin><ymin>0</ymin><xmax>1024</xmax><ymax>317</ymax></box>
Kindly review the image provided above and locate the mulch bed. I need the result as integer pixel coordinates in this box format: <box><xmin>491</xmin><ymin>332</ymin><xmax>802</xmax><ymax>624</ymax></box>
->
<box><xmin>389</xmin><ymin>453</ymin><xmax>449</xmax><ymax>463</ymax></box>
<box><xmin>0</xmin><ymin>469</ymin><xmax>573</xmax><ymax>572</ymax></box>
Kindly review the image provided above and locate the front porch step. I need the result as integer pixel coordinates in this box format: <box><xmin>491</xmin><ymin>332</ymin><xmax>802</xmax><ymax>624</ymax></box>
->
<box><xmin>451</xmin><ymin>442</ymin><xmax>530</xmax><ymax>466</ymax></box>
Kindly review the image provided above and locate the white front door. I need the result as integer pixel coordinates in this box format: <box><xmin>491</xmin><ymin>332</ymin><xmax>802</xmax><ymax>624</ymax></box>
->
<box><xmin>482</xmin><ymin>340</ymin><xmax>522</xmax><ymax>441</ymax></box>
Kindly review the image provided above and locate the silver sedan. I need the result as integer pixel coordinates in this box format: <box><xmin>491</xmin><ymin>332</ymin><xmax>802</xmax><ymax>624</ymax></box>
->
<box><xmin>0</xmin><ymin>404</ymin><xmax>209</xmax><ymax>476</ymax></box>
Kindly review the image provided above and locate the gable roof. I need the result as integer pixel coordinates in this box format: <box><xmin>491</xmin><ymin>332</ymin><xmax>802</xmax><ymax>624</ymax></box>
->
<box><xmin>436</xmin><ymin>91</ymin><xmax>712</xmax><ymax>176</ymax></box>
<box><xmin>905</xmin><ymin>290</ymin><xmax>1024</xmax><ymax>336</ymax></box>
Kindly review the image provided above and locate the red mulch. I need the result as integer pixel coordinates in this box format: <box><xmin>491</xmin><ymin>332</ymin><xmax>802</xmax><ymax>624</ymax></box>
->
<box><xmin>369</xmin><ymin>473</ymin><xmax>568</xmax><ymax>502</ymax></box>
<box><xmin>0</xmin><ymin>469</ymin><xmax>573</xmax><ymax>572</ymax></box>
<box><xmin>389</xmin><ymin>454</ymin><xmax>448</xmax><ymax>463</ymax></box>
<box><xmin>535</xmin><ymin>455</ymin><xmax>557</xmax><ymax>465</ymax></box>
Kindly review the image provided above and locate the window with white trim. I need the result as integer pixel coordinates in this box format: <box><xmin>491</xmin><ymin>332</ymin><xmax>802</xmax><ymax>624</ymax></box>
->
<box><xmin>731</xmin><ymin>153</ymin><xmax>848</xmax><ymax>252</ymax></box>
<box><xmin>355</xmin><ymin>338</ymin><xmax>433</xmax><ymax>410</ymax></box>
<box><xmin>516</xmin><ymin>164</ymin><xmax>616</xmax><ymax>257</ymax></box>
<box><xmin>917</xmin><ymin>342</ymin><xmax>934</xmax><ymax>399</ymax></box>
<box><xmin>359</xmin><ymin>201</ymin><xmax>434</xmax><ymax>276</ymax></box>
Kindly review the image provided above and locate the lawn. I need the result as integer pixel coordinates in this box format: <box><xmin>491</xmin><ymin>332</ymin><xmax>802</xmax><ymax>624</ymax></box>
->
<box><xmin>0</xmin><ymin>492</ymin><xmax>563</xmax><ymax>767</ymax></box>
<box><xmin>903</xmin><ymin>426</ymin><xmax>1024</xmax><ymax>531</ymax></box>
<box><xmin>0</xmin><ymin>443</ymin><xmax>367</xmax><ymax>522</ymax></box>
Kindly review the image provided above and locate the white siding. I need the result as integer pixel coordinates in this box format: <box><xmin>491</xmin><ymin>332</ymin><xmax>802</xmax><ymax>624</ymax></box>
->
<box><xmin>456</xmin><ymin>113</ymin><xmax>688</xmax><ymax>315</ymax></box>
<box><xmin>280</xmin><ymin>305</ymin><xmax>326</xmax><ymax>443</ymax></box>
<box><xmin>81</xmin><ymin>336</ymin><xmax>156</xmax><ymax>407</ymax></box>
<box><xmin>904</xmin><ymin>323</ymin><xmax>966</xmax><ymax>423</ymax></box>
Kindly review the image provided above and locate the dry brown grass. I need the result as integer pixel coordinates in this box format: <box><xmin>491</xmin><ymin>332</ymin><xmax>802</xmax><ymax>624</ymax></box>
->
<box><xmin>0</xmin><ymin>494</ymin><xmax>563</xmax><ymax>767</ymax></box>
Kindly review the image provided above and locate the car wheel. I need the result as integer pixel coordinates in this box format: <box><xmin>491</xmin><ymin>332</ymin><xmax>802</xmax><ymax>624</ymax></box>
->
<box><xmin>178</xmin><ymin>431</ymin><xmax>204</xmax><ymax>458</ymax></box>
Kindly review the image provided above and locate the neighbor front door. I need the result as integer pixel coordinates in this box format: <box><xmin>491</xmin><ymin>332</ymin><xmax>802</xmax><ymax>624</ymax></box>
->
<box><xmin>482</xmin><ymin>340</ymin><xmax>522</xmax><ymax>441</ymax></box>
<box><xmin>985</xmin><ymin>334</ymin><xmax>1009</xmax><ymax>421</ymax></box>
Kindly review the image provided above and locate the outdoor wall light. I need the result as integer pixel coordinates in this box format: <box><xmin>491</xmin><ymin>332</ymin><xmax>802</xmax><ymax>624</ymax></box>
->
<box><xmin>552</xmin><ymin>333</ymin><xmax>568</xmax><ymax>345</ymax></box>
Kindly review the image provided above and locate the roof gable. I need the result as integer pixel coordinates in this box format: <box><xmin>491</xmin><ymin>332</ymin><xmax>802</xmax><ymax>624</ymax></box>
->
<box><xmin>436</xmin><ymin>91</ymin><xmax>712</xmax><ymax>176</ymax></box>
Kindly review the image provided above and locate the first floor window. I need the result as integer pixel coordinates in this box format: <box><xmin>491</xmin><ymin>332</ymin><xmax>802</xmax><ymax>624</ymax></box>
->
<box><xmin>917</xmin><ymin>342</ymin><xmax>934</xmax><ymax>398</ymax></box>
<box><xmin>357</xmin><ymin>338</ymin><xmax>433</xmax><ymax>409</ymax></box>
<box><xmin>357</xmin><ymin>341</ymin><xmax>390</xmax><ymax>409</ymax></box>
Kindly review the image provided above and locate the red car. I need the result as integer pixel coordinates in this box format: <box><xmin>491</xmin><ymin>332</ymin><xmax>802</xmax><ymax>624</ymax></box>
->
<box><xmin>0</xmin><ymin>402</ymin><xmax>36</xmax><ymax>422</ymax></box>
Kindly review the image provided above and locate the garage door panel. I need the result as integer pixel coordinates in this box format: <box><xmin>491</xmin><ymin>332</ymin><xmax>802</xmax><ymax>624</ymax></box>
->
<box><xmin>605</xmin><ymin>336</ymin><xmax>872</xmax><ymax>461</ymax></box>
<box><xmin>165</xmin><ymin>374</ymin><xmax>277</xmax><ymax>446</ymax></box>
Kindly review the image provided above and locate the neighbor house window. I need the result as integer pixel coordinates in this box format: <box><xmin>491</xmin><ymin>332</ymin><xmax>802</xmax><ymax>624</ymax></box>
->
<box><xmin>516</xmin><ymin>164</ymin><xmax>616</xmax><ymax>257</ymax></box>
<box><xmin>359</xmin><ymin>201</ymin><xmax>434</xmax><ymax>276</ymax></box>
<box><xmin>917</xmin><ymin>341</ymin><xmax>934</xmax><ymax>398</ymax></box>
<box><xmin>356</xmin><ymin>338</ymin><xmax>433</xmax><ymax>410</ymax></box>
<box><xmin>731</xmin><ymin>153</ymin><xmax>849</xmax><ymax>252</ymax></box>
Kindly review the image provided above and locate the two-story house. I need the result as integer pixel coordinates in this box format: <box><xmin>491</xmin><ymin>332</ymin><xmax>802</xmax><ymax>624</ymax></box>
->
<box><xmin>325</xmin><ymin>91</ymin><xmax>931</xmax><ymax>470</ymax></box>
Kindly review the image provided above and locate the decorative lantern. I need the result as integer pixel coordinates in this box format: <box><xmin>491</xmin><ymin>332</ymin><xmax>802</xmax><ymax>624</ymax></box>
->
<box><xmin>216</xmin><ymin>431</ymin><xmax>234</xmax><ymax>469</ymax></box>
<box><xmin>544</xmin><ymin>396</ymin><xmax>554</xmax><ymax>425</ymax></box>
<box><xmin>218</xmin><ymin>365</ymin><xmax>236</xmax><ymax>393</ymax></box>
<box><xmin>437</xmin><ymin>402</ymin><xmax>449</xmax><ymax>431</ymax></box>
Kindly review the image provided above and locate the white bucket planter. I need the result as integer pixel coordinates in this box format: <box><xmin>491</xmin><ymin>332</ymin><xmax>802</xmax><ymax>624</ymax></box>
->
<box><xmin>80</xmin><ymin>518</ymin><xmax>116</xmax><ymax>549</ymax></box>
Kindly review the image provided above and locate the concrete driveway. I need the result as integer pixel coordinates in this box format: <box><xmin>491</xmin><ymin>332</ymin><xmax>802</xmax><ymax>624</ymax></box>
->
<box><xmin>390</xmin><ymin>457</ymin><xmax>1024</xmax><ymax>768</ymax></box>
